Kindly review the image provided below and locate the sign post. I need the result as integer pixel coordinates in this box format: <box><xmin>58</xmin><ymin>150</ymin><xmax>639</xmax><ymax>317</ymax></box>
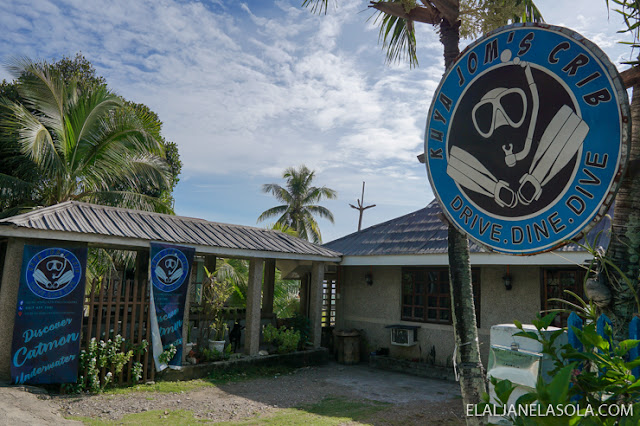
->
<box><xmin>425</xmin><ymin>24</ymin><xmax>630</xmax><ymax>254</ymax></box>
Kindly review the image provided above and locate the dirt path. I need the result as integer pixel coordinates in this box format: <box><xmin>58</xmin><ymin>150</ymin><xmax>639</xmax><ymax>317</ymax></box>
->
<box><xmin>0</xmin><ymin>384</ymin><xmax>81</xmax><ymax>425</ymax></box>
<box><xmin>7</xmin><ymin>363</ymin><xmax>466</xmax><ymax>425</ymax></box>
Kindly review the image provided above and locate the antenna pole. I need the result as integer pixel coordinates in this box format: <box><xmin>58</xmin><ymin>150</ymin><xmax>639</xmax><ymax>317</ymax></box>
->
<box><xmin>349</xmin><ymin>181</ymin><xmax>376</xmax><ymax>231</ymax></box>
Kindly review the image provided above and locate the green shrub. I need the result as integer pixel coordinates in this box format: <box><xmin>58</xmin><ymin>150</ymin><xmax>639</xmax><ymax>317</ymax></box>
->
<box><xmin>63</xmin><ymin>336</ymin><xmax>148</xmax><ymax>393</ymax></box>
<box><xmin>263</xmin><ymin>324</ymin><xmax>301</xmax><ymax>354</ymax></box>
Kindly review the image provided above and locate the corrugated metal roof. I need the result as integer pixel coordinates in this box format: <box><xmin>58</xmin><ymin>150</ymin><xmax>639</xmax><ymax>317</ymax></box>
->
<box><xmin>324</xmin><ymin>200</ymin><xmax>611</xmax><ymax>256</ymax></box>
<box><xmin>0</xmin><ymin>201</ymin><xmax>341</xmax><ymax>260</ymax></box>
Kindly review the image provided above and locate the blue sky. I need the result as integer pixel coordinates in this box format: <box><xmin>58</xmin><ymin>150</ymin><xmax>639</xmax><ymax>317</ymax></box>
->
<box><xmin>0</xmin><ymin>0</ymin><xmax>634</xmax><ymax>243</ymax></box>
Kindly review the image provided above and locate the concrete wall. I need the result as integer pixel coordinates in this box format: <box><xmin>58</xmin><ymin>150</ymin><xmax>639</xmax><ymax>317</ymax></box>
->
<box><xmin>336</xmin><ymin>264</ymin><xmax>542</xmax><ymax>367</ymax></box>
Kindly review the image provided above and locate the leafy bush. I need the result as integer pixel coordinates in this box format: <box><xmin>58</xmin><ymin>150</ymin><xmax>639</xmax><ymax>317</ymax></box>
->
<box><xmin>64</xmin><ymin>336</ymin><xmax>148</xmax><ymax>393</ymax></box>
<box><xmin>158</xmin><ymin>344</ymin><xmax>177</xmax><ymax>364</ymax></box>
<box><xmin>263</xmin><ymin>324</ymin><xmax>300</xmax><ymax>354</ymax></box>
<box><xmin>482</xmin><ymin>312</ymin><xmax>640</xmax><ymax>425</ymax></box>
<box><xmin>291</xmin><ymin>313</ymin><xmax>312</xmax><ymax>349</ymax></box>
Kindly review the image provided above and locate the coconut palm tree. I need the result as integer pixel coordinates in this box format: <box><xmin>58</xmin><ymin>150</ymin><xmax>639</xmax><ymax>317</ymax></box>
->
<box><xmin>0</xmin><ymin>58</ymin><xmax>172</xmax><ymax>215</ymax></box>
<box><xmin>258</xmin><ymin>165</ymin><xmax>337</xmax><ymax>243</ymax></box>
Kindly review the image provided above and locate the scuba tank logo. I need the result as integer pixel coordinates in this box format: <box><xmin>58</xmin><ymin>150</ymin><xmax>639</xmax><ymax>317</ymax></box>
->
<box><xmin>425</xmin><ymin>24</ymin><xmax>629</xmax><ymax>255</ymax></box>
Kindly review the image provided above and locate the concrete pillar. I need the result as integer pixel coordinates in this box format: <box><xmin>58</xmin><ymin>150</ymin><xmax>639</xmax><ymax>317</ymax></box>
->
<box><xmin>0</xmin><ymin>238</ymin><xmax>26</xmax><ymax>380</ymax></box>
<box><xmin>309</xmin><ymin>262</ymin><xmax>325</xmax><ymax>348</ymax></box>
<box><xmin>334</xmin><ymin>266</ymin><xmax>345</xmax><ymax>329</ymax></box>
<box><xmin>299</xmin><ymin>274</ymin><xmax>309</xmax><ymax>317</ymax></box>
<box><xmin>262</xmin><ymin>259</ymin><xmax>276</xmax><ymax>317</ymax></box>
<box><xmin>244</xmin><ymin>258</ymin><xmax>264</xmax><ymax>355</ymax></box>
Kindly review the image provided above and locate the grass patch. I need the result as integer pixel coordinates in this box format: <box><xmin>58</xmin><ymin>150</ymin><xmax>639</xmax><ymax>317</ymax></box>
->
<box><xmin>67</xmin><ymin>396</ymin><xmax>390</xmax><ymax>425</ymax></box>
<box><xmin>206</xmin><ymin>365</ymin><xmax>297</xmax><ymax>385</ymax></box>
<box><xmin>93</xmin><ymin>365</ymin><xmax>296</xmax><ymax>395</ymax></box>
<box><xmin>63</xmin><ymin>364</ymin><xmax>297</xmax><ymax>398</ymax></box>
<box><xmin>304</xmin><ymin>396</ymin><xmax>389</xmax><ymax>418</ymax></box>
<box><xmin>105</xmin><ymin>379</ymin><xmax>215</xmax><ymax>395</ymax></box>
<box><xmin>69</xmin><ymin>409</ymin><xmax>209</xmax><ymax>425</ymax></box>
<box><xmin>217</xmin><ymin>396</ymin><xmax>389</xmax><ymax>426</ymax></box>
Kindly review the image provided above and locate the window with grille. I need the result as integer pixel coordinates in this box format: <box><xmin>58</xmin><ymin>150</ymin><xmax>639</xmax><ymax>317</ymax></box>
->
<box><xmin>401</xmin><ymin>267</ymin><xmax>480</xmax><ymax>325</ymax></box>
<box><xmin>543</xmin><ymin>269</ymin><xmax>585</xmax><ymax>328</ymax></box>
<box><xmin>322</xmin><ymin>276</ymin><xmax>336</xmax><ymax>327</ymax></box>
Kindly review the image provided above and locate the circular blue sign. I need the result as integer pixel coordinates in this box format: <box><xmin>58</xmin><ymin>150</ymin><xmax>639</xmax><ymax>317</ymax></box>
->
<box><xmin>151</xmin><ymin>248</ymin><xmax>189</xmax><ymax>292</ymax></box>
<box><xmin>425</xmin><ymin>24</ymin><xmax>630</xmax><ymax>254</ymax></box>
<box><xmin>26</xmin><ymin>248</ymin><xmax>83</xmax><ymax>299</ymax></box>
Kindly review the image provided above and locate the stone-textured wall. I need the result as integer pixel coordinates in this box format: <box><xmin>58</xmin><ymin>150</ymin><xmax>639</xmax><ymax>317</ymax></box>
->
<box><xmin>336</xmin><ymin>264</ymin><xmax>542</xmax><ymax>367</ymax></box>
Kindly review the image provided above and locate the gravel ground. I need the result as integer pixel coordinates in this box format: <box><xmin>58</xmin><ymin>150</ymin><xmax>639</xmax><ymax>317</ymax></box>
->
<box><xmin>54</xmin><ymin>363</ymin><xmax>465</xmax><ymax>424</ymax></box>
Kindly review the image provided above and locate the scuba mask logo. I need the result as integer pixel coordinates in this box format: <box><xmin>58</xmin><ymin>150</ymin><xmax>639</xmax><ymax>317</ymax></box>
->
<box><xmin>151</xmin><ymin>248</ymin><xmax>189</xmax><ymax>292</ymax></box>
<box><xmin>472</xmin><ymin>87</ymin><xmax>528</xmax><ymax>139</ymax></box>
<box><xmin>425</xmin><ymin>24</ymin><xmax>629</xmax><ymax>255</ymax></box>
<box><xmin>26</xmin><ymin>248</ymin><xmax>82</xmax><ymax>299</ymax></box>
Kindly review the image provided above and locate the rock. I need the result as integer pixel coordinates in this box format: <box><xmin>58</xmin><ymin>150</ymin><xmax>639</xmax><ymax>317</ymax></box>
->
<box><xmin>258</xmin><ymin>350</ymin><xmax>269</xmax><ymax>356</ymax></box>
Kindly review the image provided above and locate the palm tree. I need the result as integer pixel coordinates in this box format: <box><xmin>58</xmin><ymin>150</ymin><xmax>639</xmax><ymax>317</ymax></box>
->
<box><xmin>0</xmin><ymin>58</ymin><xmax>172</xmax><ymax>215</ymax></box>
<box><xmin>258</xmin><ymin>165</ymin><xmax>337</xmax><ymax>243</ymax></box>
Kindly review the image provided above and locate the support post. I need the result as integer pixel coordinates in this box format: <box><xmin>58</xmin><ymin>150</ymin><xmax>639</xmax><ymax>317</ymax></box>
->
<box><xmin>309</xmin><ymin>262</ymin><xmax>325</xmax><ymax>348</ymax></box>
<box><xmin>262</xmin><ymin>259</ymin><xmax>276</xmax><ymax>317</ymax></box>
<box><xmin>0</xmin><ymin>238</ymin><xmax>25</xmax><ymax>380</ymax></box>
<box><xmin>299</xmin><ymin>274</ymin><xmax>309</xmax><ymax>317</ymax></box>
<box><xmin>245</xmin><ymin>258</ymin><xmax>264</xmax><ymax>355</ymax></box>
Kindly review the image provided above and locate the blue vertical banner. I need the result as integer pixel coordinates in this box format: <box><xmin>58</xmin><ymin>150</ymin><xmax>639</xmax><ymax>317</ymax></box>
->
<box><xmin>11</xmin><ymin>245</ymin><xmax>87</xmax><ymax>384</ymax></box>
<box><xmin>149</xmin><ymin>242</ymin><xmax>194</xmax><ymax>371</ymax></box>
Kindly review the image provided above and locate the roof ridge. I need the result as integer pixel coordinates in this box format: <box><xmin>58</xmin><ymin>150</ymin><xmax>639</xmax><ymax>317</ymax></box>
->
<box><xmin>324</xmin><ymin>200</ymin><xmax>438</xmax><ymax>247</ymax></box>
<box><xmin>0</xmin><ymin>201</ymin><xmax>341</xmax><ymax>257</ymax></box>
<box><xmin>0</xmin><ymin>200</ymin><xmax>76</xmax><ymax>223</ymax></box>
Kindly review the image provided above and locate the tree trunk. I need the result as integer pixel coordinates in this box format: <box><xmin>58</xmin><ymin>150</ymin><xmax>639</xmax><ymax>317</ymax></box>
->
<box><xmin>604</xmin><ymin>82</ymin><xmax>640</xmax><ymax>340</ymax></box>
<box><xmin>449</xmin><ymin>225</ymin><xmax>486</xmax><ymax>424</ymax></box>
<box><xmin>440</xmin><ymin>11</ymin><xmax>487</xmax><ymax>426</ymax></box>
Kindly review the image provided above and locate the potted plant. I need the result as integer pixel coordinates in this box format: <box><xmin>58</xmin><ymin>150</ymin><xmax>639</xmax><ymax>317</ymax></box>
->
<box><xmin>209</xmin><ymin>315</ymin><xmax>228</xmax><ymax>353</ymax></box>
<box><xmin>200</xmin><ymin>266</ymin><xmax>234</xmax><ymax>356</ymax></box>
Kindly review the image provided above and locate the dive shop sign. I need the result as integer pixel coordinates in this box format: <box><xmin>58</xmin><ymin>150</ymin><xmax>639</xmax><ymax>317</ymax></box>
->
<box><xmin>425</xmin><ymin>24</ymin><xmax>630</xmax><ymax>254</ymax></box>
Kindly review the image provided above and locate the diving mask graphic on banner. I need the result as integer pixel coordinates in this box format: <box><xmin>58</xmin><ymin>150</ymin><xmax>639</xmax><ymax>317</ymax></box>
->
<box><xmin>425</xmin><ymin>24</ymin><xmax>629</xmax><ymax>254</ymax></box>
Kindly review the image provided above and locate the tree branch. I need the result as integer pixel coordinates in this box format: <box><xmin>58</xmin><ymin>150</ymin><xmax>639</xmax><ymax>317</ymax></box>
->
<box><xmin>621</xmin><ymin>66</ymin><xmax>640</xmax><ymax>88</ymax></box>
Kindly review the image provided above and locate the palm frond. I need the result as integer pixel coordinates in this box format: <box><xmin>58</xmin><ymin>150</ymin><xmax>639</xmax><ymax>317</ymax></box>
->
<box><xmin>257</xmin><ymin>205</ymin><xmax>289</xmax><ymax>223</ymax></box>
<box><xmin>305</xmin><ymin>205</ymin><xmax>335</xmax><ymax>223</ymax></box>
<box><xmin>374</xmin><ymin>10</ymin><xmax>419</xmax><ymax>68</ymax></box>
<box><xmin>6</xmin><ymin>58</ymin><xmax>66</xmax><ymax>136</ymax></box>
<box><xmin>302</xmin><ymin>185</ymin><xmax>337</xmax><ymax>204</ymax></box>
<box><xmin>265</xmin><ymin>222</ymin><xmax>299</xmax><ymax>237</ymax></box>
<box><xmin>302</xmin><ymin>210</ymin><xmax>322</xmax><ymax>243</ymax></box>
<box><xmin>261</xmin><ymin>183</ymin><xmax>292</xmax><ymax>204</ymax></box>
<box><xmin>301</xmin><ymin>0</ymin><xmax>334</xmax><ymax>15</ymax></box>
<box><xmin>68</xmin><ymin>85</ymin><xmax>122</xmax><ymax>168</ymax></box>
<box><xmin>0</xmin><ymin>98</ymin><xmax>62</xmax><ymax>173</ymax></box>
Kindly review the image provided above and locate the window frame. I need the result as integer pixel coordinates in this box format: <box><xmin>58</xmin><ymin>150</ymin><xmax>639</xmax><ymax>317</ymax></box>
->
<box><xmin>541</xmin><ymin>268</ymin><xmax>585</xmax><ymax>328</ymax></box>
<box><xmin>401</xmin><ymin>267</ymin><xmax>481</xmax><ymax>326</ymax></box>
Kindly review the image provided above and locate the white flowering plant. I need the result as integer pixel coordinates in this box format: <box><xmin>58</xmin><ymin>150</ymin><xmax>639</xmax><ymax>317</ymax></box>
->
<box><xmin>63</xmin><ymin>336</ymin><xmax>148</xmax><ymax>393</ymax></box>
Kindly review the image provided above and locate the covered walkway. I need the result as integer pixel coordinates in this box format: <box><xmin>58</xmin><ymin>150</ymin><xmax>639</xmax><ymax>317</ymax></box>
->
<box><xmin>0</xmin><ymin>201</ymin><xmax>341</xmax><ymax>380</ymax></box>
